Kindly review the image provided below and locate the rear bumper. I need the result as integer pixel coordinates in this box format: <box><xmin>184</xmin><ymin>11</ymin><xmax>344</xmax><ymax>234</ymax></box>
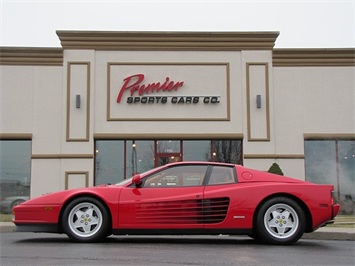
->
<box><xmin>320</xmin><ymin>204</ymin><xmax>341</xmax><ymax>228</ymax></box>
<box><xmin>321</xmin><ymin>219</ymin><xmax>335</xmax><ymax>227</ymax></box>
<box><xmin>333</xmin><ymin>204</ymin><xmax>341</xmax><ymax>218</ymax></box>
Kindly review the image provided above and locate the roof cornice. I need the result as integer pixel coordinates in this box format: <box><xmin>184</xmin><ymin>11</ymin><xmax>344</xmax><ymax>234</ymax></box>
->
<box><xmin>56</xmin><ymin>30</ymin><xmax>280</xmax><ymax>51</ymax></box>
<box><xmin>0</xmin><ymin>47</ymin><xmax>63</xmax><ymax>66</ymax></box>
<box><xmin>273</xmin><ymin>48</ymin><xmax>355</xmax><ymax>66</ymax></box>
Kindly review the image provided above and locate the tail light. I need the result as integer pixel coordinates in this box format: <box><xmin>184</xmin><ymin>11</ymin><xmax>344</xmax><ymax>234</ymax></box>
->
<box><xmin>331</xmin><ymin>190</ymin><xmax>338</xmax><ymax>204</ymax></box>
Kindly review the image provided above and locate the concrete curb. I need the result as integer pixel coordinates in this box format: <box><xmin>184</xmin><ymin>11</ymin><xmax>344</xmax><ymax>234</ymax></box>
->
<box><xmin>0</xmin><ymin>222</ymin><xmax>15</xmax><ymax>233</ymax></box>
<box><xmin>302</xmin><ymin>227</ymin><xmax>355</xmax><ymax>241</ymax></box>
<box><xmin>1</xmin><ymin>222</ymin><xmax>354</xmax><ymax>241</ymax></box>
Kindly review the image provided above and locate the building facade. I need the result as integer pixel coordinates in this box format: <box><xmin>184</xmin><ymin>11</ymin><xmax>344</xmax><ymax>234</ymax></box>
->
<box><xmin>0</xmin><ymin>31</ymin><xmax>354</xmax><ymax>213</ymax></box>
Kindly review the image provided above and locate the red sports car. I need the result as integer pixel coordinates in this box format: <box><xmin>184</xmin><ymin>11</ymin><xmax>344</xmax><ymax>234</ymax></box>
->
<box><xmin>13</xmin><ymin>162</ymin><xmax>340</xmax><ymax>245</ymax></box>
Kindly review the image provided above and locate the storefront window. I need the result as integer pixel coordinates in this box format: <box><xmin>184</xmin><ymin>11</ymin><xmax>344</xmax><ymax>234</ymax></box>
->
<box><xmin>95</xmin><ymin>140</ymin><xmax>124</xmax><ymax>185</ymax></box>
<box><xmin>304</xmin><ymin>141</ymin><xmax>337</xmax><ymax>186</ymax></box>
<box><xmin>305</xmin><ymin>140</ymin><xmax>355</xmax><ymax>215</ymax></box>
<box><xmin>126</xmin><ymin>140</ymin><xmax>155</xmax><ymax>176</ymax></box>
<box><xmin>212</xmin><ymin>140</ymin><xmax>243</xmax><ymax>165</ymax></box>
<box><xmin>0</xmin><ymin>140</ymin><xmax>31</xmax><ymax>213</ymax></box>
<box><xmin>95</xmin><ymin>139</ymin><xmax>243</xmax><ymax>185</ymax></box>
<box><xmin>156</xmin><ymin>140</ymin><xmax>180</xmax><ymax>153</ymax></box>
<box><xmin>183</xmin><ymin>141</ymin><xmax>210</xmax><ymax>161</ymax></box>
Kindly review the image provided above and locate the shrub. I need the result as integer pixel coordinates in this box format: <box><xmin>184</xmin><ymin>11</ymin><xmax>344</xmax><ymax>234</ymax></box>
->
<box><xmin>268</xmin><ymin>163</ymin><xmax>284</xmax><ymax>176</ymax></box>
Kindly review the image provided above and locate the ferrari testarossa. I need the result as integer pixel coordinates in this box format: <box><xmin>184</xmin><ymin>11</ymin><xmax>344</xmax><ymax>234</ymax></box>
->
<box><xmin>13</xmin><ymin>162</ymin><xmax>340</xmax><ymax>245</ymax></box>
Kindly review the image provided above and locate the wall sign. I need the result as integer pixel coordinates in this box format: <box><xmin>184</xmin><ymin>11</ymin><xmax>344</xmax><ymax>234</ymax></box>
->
<box><xmin>116</xmin><ymin>73</ymin><xmax>220</xmax><ymax>105</ymax></box>
<box><xmin>107</xmin><ymin>63</ymin><xmax>230</xmax><ymax>121</ymax></box>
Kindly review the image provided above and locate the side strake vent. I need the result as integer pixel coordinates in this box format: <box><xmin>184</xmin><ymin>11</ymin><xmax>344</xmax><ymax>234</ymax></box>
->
<box><xmin>203</xmin><ymin>198</ymin><xmax>230</xmax><ymax>224</ymax></box>
<box><xmin>135</xmin><ymin>197</ymin><xmax>230</xmax><ymax>224</ymax></box>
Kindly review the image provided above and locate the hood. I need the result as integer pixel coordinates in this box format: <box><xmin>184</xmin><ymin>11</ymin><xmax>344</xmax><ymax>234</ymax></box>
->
<box><xmin>20</xmin><ymin>185</ymin><xmax>120</xmax><ymax>205</ymax></box>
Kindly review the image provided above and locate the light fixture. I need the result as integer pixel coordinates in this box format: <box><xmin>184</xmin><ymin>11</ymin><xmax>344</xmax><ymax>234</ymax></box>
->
<box><xmin>256</xmin><ymin>95</ymin><xmax>261</xmax><ymax>109</ymax></box>
<box><xmin>76</xmin><ymin>94</ymin><xmax>81</xmax><ymax>108</ymax></box>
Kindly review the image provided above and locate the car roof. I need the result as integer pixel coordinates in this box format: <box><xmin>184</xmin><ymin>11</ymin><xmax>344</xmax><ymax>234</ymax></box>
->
<box><xmin>164</xmin><ymin>161</ymin><xmax>236</xmax><ymax>168</ymax></box>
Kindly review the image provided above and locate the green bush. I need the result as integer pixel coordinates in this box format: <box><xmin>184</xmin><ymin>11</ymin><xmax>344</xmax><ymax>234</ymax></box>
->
<box><xmin>268</xmin><ymin>163</ymin><xmax>284</xmax><ymax>176</ymax></box>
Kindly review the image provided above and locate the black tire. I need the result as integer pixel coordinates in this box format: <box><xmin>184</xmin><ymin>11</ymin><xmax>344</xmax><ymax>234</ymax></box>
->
<box><xmin>247</xmin><ymin>233</ymin><xmax>262</xmax><ymax>242</ymax></box>
<box><xmin>61</xmin><ymin>197</ymin><xmax>110</xmax><ymax>243</ymax></box>
<box><xmin>254</xmin><ymin>197</ymin><xmax>305</xmax><ymax>245</ymax></box>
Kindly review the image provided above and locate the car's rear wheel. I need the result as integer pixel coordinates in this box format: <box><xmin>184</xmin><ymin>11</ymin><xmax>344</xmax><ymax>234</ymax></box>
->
<box><xmin>255</xmin><ymin>197</ymin><xmax>305</xmax><ymax>245</ymax></box>
<box><xmin>62</xmin><ymin>197</ymin><xmax>110</xmax><ymax>242</ymax></box>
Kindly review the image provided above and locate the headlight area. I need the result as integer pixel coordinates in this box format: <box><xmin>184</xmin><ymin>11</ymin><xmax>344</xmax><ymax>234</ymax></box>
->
<box><xmin>12</xmin><ymin>204</ymin><xmax>62</xmax><ymax>224</ymax></box>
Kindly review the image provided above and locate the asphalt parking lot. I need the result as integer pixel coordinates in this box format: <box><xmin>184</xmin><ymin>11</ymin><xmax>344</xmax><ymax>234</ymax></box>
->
<box><xmin>1</xmin><ymin>222</ymin><xmax>354</xmax><ymax>240</ymax></box>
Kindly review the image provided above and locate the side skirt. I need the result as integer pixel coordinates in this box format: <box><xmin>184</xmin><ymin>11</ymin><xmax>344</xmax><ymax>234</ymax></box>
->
<box><xmin>112</xmin><ymin>228</ymin><xmax>253</xmax><ymax>236</ymax></box>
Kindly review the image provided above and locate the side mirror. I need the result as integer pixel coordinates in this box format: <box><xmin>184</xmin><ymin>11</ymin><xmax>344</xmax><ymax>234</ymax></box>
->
<box><xmin>132</xmin><ymin>174</ymin><xmax>142</xmax><ymax>187</ymax></box>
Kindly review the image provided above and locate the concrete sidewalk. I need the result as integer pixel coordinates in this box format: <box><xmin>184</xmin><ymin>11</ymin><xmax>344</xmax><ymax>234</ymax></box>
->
<box><xmin>302</xmin><ymin>226</ymin><xmax>355</xmax><ymax>241</ymax></box>
<box><xmin>1</xmin><ymin>222</ymin><xmax>354</xmax><ymax>240</ymax></box>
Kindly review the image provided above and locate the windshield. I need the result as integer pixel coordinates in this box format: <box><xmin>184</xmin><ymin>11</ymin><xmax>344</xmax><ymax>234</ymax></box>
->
<box><xmin>116</xmin><ymin>177</ymin><xmax>133</xmax><ymax>186</ymax></box>
<box><xmin>115</xmin><ymin>164</ymin><xmax>170</xmax><ymax>186</ymax></box>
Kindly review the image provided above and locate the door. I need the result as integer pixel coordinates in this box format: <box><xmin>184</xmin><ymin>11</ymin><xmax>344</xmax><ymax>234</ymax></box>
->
<box><xmin>118</xmin><ymin>164</ymin><xmax>208</xmax><ymax>229</ymax></box>
<box><xmin>203</xmin><ymin>165</ymin><xmax>243</xmax><ymax>229</ymax></box>
<box><xmin>156</xmin><ymin>155</ymin><xmax>181</xmax><ymax>167</ymax></box>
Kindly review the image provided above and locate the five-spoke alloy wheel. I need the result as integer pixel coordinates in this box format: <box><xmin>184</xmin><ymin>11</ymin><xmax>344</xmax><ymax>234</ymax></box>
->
<box><xmin>62</xmin><ymin>197</ymin><xmax>110</xmax><ymax>242</ymax></box>
<box><xmin>255</xmin><ymin>197</ymin><xmax>305</xmax><ymax>245</ymax></box>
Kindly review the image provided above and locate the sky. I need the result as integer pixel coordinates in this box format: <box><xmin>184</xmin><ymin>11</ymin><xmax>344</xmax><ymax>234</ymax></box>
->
<box><xmin>0</xmin><ymin>0</ymin><xmax>354</xmax><ymax>48</ymax></box>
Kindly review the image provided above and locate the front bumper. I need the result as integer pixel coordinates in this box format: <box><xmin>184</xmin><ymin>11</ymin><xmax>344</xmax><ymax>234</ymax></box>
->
<box><xmin>15</xmin><ymin>223</ymin><xmax>60</xmax><ymax>233</ymax></box>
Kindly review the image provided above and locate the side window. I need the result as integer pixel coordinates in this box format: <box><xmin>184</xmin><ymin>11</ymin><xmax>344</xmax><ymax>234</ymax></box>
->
<box><xmin>143</xmin><ymin>165</ymin><xmax>208</xmax><ymax>188</ymax></box>
<box><xmin>208</xmin><ymin>166</ymin><xmax>235</xmax><ymax>185</ymax></box>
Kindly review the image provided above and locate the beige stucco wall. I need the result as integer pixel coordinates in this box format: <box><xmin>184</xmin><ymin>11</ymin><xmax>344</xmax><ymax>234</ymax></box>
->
<box><xmin>274</xmin><ymin>67</ymin><xmax>354</xmax><ymax>138</ymax></box>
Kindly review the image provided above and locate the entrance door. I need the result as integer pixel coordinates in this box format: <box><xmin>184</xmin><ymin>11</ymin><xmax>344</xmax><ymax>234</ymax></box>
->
<box><xmin>155</xmin><ymin>140</ymin><xmax>182</xmax><ymax>167</ymax></box>
<box><xmin>156</xmin><ymin>155</ymin><xmax>181</xmax><ymax>167</ymax></box>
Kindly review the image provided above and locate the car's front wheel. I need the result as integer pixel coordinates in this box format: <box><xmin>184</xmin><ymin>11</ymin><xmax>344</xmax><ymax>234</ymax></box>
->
<box><xmin>255</xmin><ymin>197</ymin><xmax>305</xmax><ymax>245</ymax></box>
<box><xmin>62</xmin><ymin>197</ymin><xmax>110</xmax><ymax>242</ymax></box>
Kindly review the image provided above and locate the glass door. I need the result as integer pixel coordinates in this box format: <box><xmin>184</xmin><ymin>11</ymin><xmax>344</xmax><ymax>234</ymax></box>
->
<box><xmin>155</xmin><ymin>140</ymin><xmax>182</xmax><ymax>167</ymax></box>
<box><xmin>157</xmin><ymin>155</ymin><xmax>181</xmax><ymax>166</ymax></box>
